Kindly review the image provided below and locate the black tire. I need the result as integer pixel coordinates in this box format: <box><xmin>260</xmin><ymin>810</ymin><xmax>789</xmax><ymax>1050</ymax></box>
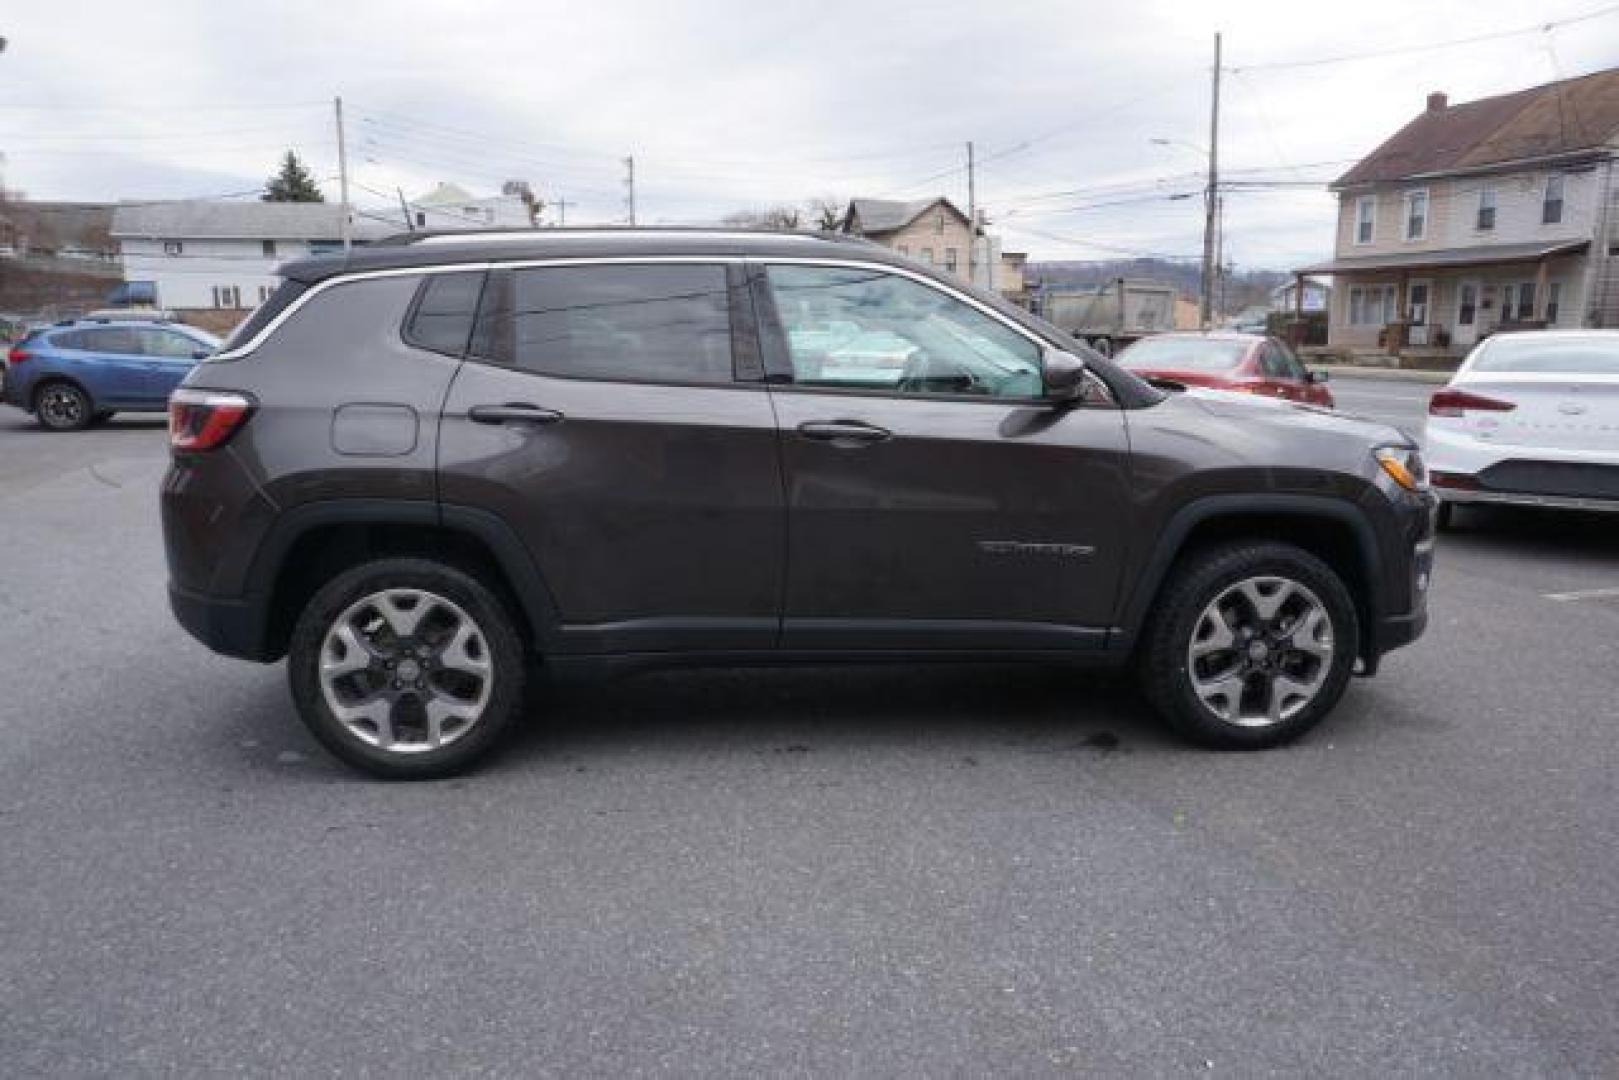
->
<box><xmin>287</xmin><ymin>557</ymin><xmax>527</xmax><ymax>779</ymax></box>
<box><xmin>1435</xmin><ymin>501</ymin><xmax>1456</xmax><ymax>532</ymax></box>
<box><xmin>1137</xmin><ymin>540</ymin><xmax>1359</xmax><ymax>749</ymax></box>
<box><xmin>90</xmin><ymin>410</ymin><xmax>116</xmax><ymax>426</ymax></box>
<box><xmin>34</xmin><ymin>381</ymin><xmax>93</xmax><ymax>431</ymax></box>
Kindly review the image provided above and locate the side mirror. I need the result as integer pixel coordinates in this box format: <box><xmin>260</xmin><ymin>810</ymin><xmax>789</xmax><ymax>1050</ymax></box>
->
<box><xmin>1042</xmin><ymin>347</ymin><xmax>1087</xmax><ymax>403</ymax></box>
<box><xmin>191</xmin><ymin>349</ymin><xmax>212</xmax><ymax>360</ymax></box>
<box><xmin>1308</xmin><ymin>369</ymin><xmax>1329</xmax><ymax>384</ymax></box>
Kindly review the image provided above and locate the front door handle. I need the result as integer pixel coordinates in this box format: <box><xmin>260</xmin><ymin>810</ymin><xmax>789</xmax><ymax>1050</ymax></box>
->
<box><xmin>468</xmin><ymin>403</ymin><xmax>564</xmax><ymax>425</ymax></box>
<box><xmin>797</xmin><ymin>420</ymin><xmax>892</xmax><ymax>445</ymax></box>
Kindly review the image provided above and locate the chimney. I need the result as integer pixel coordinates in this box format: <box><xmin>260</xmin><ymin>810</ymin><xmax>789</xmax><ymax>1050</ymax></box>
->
<box><xmin>1427</xmin><ymin>91</ymin><xmax>1448</xmax><ymax>113</ymax></box>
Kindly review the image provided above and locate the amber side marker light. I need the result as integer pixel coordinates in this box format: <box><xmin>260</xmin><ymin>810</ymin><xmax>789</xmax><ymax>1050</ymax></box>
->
<box><xmin>1375</xmin><ymin>446</ymin><xmax>1428</xmax><ymax>493</ymax></box>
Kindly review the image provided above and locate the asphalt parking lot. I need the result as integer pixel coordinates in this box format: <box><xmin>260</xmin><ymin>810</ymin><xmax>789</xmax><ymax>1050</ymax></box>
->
<box><xmin>2</xmin><ymin>382</ymin><xmax>1616</xmax><ymax>1075</ymax></box>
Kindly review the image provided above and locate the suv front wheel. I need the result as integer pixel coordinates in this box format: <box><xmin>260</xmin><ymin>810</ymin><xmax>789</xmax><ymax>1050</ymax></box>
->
<box><xmin>287</xmin><ymin>558</ymin><xmax>527</xmax><ymax>778</ymax></box>
<box><xmin>1139</xmin><ymin>541</ymin><xmax>1359</xmax><ymax>748</ymax></box>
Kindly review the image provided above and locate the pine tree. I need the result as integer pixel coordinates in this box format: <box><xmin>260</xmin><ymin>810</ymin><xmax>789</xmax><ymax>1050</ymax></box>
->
<box><xmin>263</xmin><ymin>151</ymin><xmax>325</xmax><ymax>203</ymax></box>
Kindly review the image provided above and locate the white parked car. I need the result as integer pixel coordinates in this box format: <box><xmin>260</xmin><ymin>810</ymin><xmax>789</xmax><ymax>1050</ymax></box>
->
<box><xmin>1424</xmin><ymin>330</ymin><xmax>1619</xmax><ymax>528</ymax></box>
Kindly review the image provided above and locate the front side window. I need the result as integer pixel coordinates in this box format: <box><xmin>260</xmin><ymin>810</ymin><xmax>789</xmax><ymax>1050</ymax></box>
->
<box><xmin>1354</xmin><ymin>197</ymin><xmax>1375</xmax><ymax>244</ymax></box>
<box><xmin>137</xmin><ymin>328</ymin><xmax>207</xmax><ymax>358</ymax></box>
<box><xmin>1477</xmin><ymin>186</ymin><xmax>1496</xmax><ymax>231</ymax></box>
<box><xmin>500</xmin><ymin>264</ymin><xmax>734</xmax><ymax>384</ymax></box>
<box><xmin>765</xmin><ymin>264</ymin><xmax>1043</xmax><ymax>399</ymax></box>
<box><xmin>1404</xmin><ymin>190</ymin><xmax>1427</xmax><ymax>240</ymax></box>
<box><xmin>1543</xmin><ymin>174</ymin><xmax>1564</xmax><ymax>224</ymax></box>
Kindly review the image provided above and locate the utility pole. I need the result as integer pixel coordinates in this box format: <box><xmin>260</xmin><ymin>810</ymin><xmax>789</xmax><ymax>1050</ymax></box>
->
<box><xmin>1199</xmin><ymin>32</ymin><xmax>1221</xmax><ymax>329</ymax></box>
<box><xmin>966</xmin><ymin>140</ymin><xmax>980</xmax><ymax>286</ymax></box>
<box><xmin>552</xmin><ymin>195</ymin><xmax>571</xmax><ymax>227</ymax></box>
<box><xmin>396</xmin><ymin>187</ymin><xmax>414</xmax><ymax>232</ymax></box>
<box><xmin>623</xmin><ymin>156</ymin><xmax>636</xmax><ymax>226</ymax></box>
<box><xmin>335</xmin><ymin>96</ymin><xmax>352</xmax><ymax>254</ymax></box>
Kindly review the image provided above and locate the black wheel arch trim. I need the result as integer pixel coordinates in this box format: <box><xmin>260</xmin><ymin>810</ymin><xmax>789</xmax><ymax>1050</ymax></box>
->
<box><xmin>1112</xmin><ymin>493</ymin><xmax>1384</xmax><ymax>657</ymax></box>
<box><xmin>239</xmin><ymin>498</ymin><xmax>563</xmax><ymax>654</ymax></box>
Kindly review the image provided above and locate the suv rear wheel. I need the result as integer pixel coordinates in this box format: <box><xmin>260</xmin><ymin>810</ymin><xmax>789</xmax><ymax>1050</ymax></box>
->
<box><xmin>287</xmin><ymin>558</ymin><xmax>527</xmax><ymax>778</ymax></box>
<box><xmin>1139</xmin><ymin>541</ymin><xmax>1358</xmax><ymax>748</ymax></box>
<box><xmin>35</xmin><ymin>382</ymin><xmax>92</xmax><ymax>431</ymax></box>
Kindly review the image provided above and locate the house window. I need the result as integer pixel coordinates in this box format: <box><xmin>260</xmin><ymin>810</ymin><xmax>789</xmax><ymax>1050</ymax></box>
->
<box><xmin>1348</xmin><ymin>287</ymin><xmax>1364</xmax><ymax>325</ymax></box>
<box><xmin>1543</xmin><ymin>174</ymin><xmax>1564</xmax><ymax>225</ymax></box>
<box><xmin>919</xmin><ymin>248</ymin><xmax>934</xmax><ymax>265</ymax></box>
<box><xmin>211</xmin><ymin>285</ymin><xmax>241</xmax><ymax>309</ymax></box>
<box><xmin>1476</xmin><ymin>187</ymin><xmax>1496</xmax><ymax>231</ymax></box>
<box><xmin>897</xmin><ymin>244</ymin><xmax>909</xmax><ymax>256</ymax></box>
<box><xmin>262</xmin><ymin>240</ymin><xmax>276</xmax><ymax>257</ymax></box>
<box><xmin>1404</xmin><ymin>190</ymin><xmax>1427</xmax><ymax>241</ymax></box>
<box><xmin>163</xmin><ymin>241</ymin><xmax>183</xmax><ymax>256</ymax></box>
<box><xmin>1354</xmin><ymin>197</ymin><xmax>1375</xmax><ymax>244</ymax></box>
<box><xmin>416</xmin><ymin>211</ymin><xmax>427</xmax><ymax>227</ymax></box>
<box><xmin>258</xmin><ymin>285</ymin><xmax>273</xmax><ymax>304</ymax></box>
<box><xmin>934</xmin><ymin>212</ymin><xmax>945</xmax><ymax>234</ymax></box>
<box><xmin>1546</xmin><ymin>281</ymin><xmax>1562</xmax><ymax>324</ymax></box>
<box><xmin>944</xmin><ymin>248</ymin><xmax>958</xmax><ymax>273</ymax></box>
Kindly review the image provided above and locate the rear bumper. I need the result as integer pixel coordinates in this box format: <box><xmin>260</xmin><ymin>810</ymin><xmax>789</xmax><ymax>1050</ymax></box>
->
<box><xmin>168</xmin><ymin>582</ymin><xmax>276</xmax><ymax>663</ymax></box>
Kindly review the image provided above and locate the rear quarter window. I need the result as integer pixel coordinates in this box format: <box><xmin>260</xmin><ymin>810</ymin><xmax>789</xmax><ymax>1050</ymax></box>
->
<box><xmin>403</xmin><ymin>272</ymin><xmax>486</xmax><ymax>357</ymax></box>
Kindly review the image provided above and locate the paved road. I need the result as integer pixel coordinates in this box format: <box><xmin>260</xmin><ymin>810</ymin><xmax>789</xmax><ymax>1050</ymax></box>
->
<box><xmin>2</xmin><ymin>402</ymin><xmax>1617</xmax><ymax>1075</ymax></box>
<box><xmin>1327</xmin><ymin>375</ymin><xmax>1435</xmax><ymax>439</ymax></box>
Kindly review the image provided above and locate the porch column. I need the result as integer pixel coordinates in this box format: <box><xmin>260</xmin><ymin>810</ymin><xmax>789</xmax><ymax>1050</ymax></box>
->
<box><xmin>1534</xmin><ymin>259</ymin><xmax>1550</xmax><ymax>321</ymax></box>
<box><xmin>1395</xmin><ymin>273</ymin><xmax>1409</xmax><ymax>355</ymax></box>
<box><xmin>1293</xmin><ymin>273</ymin><xmax>1306</xmax><ymax>347</ymax></box>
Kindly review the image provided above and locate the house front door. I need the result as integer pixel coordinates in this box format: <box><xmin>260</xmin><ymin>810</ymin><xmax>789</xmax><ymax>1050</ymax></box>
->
<box><xmin>1406</xmin><ymin>279</ymin><xmax>1432</xmax><ymax>346</ymax></box>
<box><xmin>1453</xmin><ymin>279</ymin><xmax>1481</xmax><ymax>348</ymax></box>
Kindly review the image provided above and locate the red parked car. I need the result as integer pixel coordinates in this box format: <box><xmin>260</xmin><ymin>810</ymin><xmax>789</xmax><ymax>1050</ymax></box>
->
<box><xmin>1116</xmin><ymin>332</ymin><xmax>1335</xmax><ymax>407</ymax></box>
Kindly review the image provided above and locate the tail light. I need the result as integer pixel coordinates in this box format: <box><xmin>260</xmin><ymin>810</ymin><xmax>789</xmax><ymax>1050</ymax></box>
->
<box><xmin>6</xmin><ymin>346</ymin><xmax>30</xmax><ymax>365</ymax></box>
<box><xmin>169</xmin><ymin>388</ymin><xmax>253</xmax><ymax>452</ymax></box>
<box><xmin>1429</xmin><ymin>388</ymin><xmax>1516</xmax><ymax>417</ymax></box>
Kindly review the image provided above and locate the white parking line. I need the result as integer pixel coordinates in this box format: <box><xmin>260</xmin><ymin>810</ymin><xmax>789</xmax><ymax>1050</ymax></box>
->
<box><xmin>1543</xmin><ymin>586</ymin><xmax>1619</xmax><ymax>602</ymax></box>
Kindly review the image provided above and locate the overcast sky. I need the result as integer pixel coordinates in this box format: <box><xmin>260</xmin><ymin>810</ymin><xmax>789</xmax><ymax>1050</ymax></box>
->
<box><xmin>3</xmin><ymin>0</ymin><xmax>1617</xmax><ymax>268</ymax></box>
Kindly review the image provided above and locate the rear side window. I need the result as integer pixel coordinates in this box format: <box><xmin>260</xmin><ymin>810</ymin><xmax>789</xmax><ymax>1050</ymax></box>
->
<box><xmin>1472</xmin><ymin>335</ymin><xmax>1619</xmax><ymax>375</ymax></box>
<box><xmin>404</xmin><ymin>271</ymin><xmax>485</xmax><ymax>356</ymax></box>
<box><xmin>49</xmin><ymin>330</ymin><xmax>90</xmax><ymax>350</ymax></box>
<box><xmin>79</xmin><ymin>328</ymin><xmax>140</xmax><ymax>355</ymax></box>
<box><xmin>499</xmin><ymin>264</ymin><xmax>734</xmax><ymax>384</ymax></box>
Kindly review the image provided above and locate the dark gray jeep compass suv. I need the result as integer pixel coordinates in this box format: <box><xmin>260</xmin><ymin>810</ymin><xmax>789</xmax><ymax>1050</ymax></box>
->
<box><xmin>162</xmin><ymin>229</ymin><xmax>1433</xmax><ymax>778</ymax></box>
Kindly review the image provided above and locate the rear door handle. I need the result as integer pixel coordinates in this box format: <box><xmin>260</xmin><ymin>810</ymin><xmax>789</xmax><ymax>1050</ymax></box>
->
<box><xmin>468</xmin><ymin>403</ymin><xmax>564</xmax><ymax>425</ymax></box>
<box><xmin>797</xmin><ymin>420</ymin><xmax>892</xmax><ymax>444</ymax></box>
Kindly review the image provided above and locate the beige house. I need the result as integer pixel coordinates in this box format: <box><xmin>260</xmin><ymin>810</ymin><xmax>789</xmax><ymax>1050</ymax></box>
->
<box><xmin>841</xmin><ymin>197</ymin><xmax>978</xmax><ymax>284</ymax></box>
<box><xmin>1298</xmin><ymin>69</ymin><xmax>1619</xmax><ymax>355</ymax></box>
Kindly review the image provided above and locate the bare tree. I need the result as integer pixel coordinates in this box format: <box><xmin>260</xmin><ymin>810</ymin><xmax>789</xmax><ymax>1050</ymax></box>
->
<box><xmin>501</xmin><ymin>180</ymin><xmax>543</xmax><ymax>228</ymax></box>
<box><xmin>721</xmin><ymin>204</ymin><xmax>803</xmax><ymax>230</ymax></box>
<box><xmin>807</xmin><ymin>196</ymin><xmax>846</xmax><ymax>231</ymax></box>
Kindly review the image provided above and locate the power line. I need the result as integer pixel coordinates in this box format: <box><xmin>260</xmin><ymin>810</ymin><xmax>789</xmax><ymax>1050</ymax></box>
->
<box><xmin>1228</xmin><ymin>2</ymin><xmax>1619</xmax><ymax>72</ymax></box>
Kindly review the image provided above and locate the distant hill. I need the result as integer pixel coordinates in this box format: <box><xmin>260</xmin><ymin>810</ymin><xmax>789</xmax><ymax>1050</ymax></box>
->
<box><xmin>1027</xmin><ymin>258</ymin><xmax>1289</xmax><ymax>316</ymax></box>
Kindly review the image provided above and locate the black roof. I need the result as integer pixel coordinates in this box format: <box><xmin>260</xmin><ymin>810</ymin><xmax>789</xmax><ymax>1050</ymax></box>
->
<box><xmin>278</xmin><ymin>228</ymin><xmax>891</xmax><ymax>285</ymax></box>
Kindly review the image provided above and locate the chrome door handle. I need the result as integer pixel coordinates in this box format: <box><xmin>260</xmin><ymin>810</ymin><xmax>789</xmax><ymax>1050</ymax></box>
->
<box><xmin>468</xmin><ymin>403</ymin><xmax>564</xmax><ymax>425</ymax></box>
<box><xmin>797</xmin><ymin>420</ymin><xmax>892</xmax><ymax>444</ymax></box>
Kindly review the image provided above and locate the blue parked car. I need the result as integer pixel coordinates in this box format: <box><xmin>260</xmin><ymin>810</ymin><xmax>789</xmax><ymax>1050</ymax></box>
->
<box><xmin>2</xmin><ymin>318</ymin><xmax>222</xmax><ymax>431</ymax></box>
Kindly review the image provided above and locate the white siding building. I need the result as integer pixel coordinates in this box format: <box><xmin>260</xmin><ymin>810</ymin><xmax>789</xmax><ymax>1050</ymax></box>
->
<box><xmin>406</xmin><ymin>182</ymin><xmax>533</xmax><ymax>231</ymax></box>
<box><xmin>1299</xmin><ymin>71</ymin><xmax>1619</xmax><ymax>355</ymax></box>
<box><xmin>111</xmin><ymin>202</ymin><xmax>392</xmax><ymax>323</ymax></box>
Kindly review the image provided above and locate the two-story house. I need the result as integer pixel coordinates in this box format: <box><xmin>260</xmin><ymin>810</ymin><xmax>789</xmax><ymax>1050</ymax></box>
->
<box><xmin>841</xmin><ymin>197</ymin><xmax>986</xmax><ymax>285</ymax></box>
<box><xmin>1298</xmin><ymin>69</ymin><xmax>1619</xmax><ymax>355</ymax></box>
<box><xmin>111</xmin><ymin>202</ymin><xmax>392</xmax><ymax>330</ymax></box>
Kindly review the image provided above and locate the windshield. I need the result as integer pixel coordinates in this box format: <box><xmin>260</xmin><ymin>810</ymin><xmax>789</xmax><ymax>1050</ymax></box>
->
<box><xmin>1471</xmin><ymin>335</ymin><xmax>1619</xmax><ymax>375</ymax></box>
<box><xmin>1118</xmin><ymin>336</ymin><xmax>1251</xmax><ymax>371</ymax></box>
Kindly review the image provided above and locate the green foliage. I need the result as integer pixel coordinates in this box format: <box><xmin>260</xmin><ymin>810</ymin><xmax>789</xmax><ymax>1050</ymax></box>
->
<box><xmin>263</xmin><ymin>151</ymin><xmax>325</xmax><ymax>203</ymax></box>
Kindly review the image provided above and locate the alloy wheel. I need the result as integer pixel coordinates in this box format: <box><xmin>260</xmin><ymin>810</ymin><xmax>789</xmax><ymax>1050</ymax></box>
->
<box><xmin>38</xmin><ymin>386</ymin><xmax>87</xmax><ymax>429</ymax></box>
<box><xmin>318</xmin><ymin>588</ymin><xmax>494</xmax><ymax>753</ymax></box>
<box><xmin>1185</xmin><ymin>575</ymin><xmax>1335</xmax><ymax>727</ymax></box>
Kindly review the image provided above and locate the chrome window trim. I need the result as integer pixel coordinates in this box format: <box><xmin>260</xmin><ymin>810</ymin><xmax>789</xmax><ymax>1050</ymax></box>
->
<box><xmin>212</xmin><ymin>254</ymin><xmax>1060</xmax><ymax>363</ymax></box>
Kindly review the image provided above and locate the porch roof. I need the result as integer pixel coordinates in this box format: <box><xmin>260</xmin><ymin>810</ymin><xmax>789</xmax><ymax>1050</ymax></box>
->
<box><xmin>1296</xmin><ymin>239</ymin><xmax>1588</xmax><ymax>276</ymax></box>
